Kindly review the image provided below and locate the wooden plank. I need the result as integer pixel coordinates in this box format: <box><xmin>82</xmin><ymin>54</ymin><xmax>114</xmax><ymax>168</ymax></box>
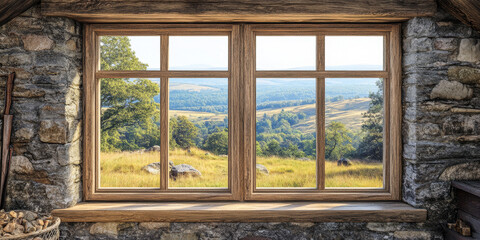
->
<box><xmin>83</xmin><ymin>24</ymin><xmax>96</xmax><ymax>200</ymax></box>
<box><xmin>230</xmin><ymin>25</ymin><xmax>242</xmax><ymax>200</ymax></box>
<box><xmin>41</xmin><ymin>0</ymin><xmax>436</xmax><ymax>23</ymax></box>
<box><xmin>453</xmin><ymin>181</ymin><xmax>480</xmax><ymax>197</ymax></box>
<box><xmin>52</xmin><ymin>201</ymin><xmax>427</xmax><ymax>223</ymax></box>
<box><xmin>439</xmin><ymin>0</ymin><xmax>480</xmax><ymax>32</ymax></box>
<box><xmin>160</xmin><ymin>35</ymin><xmax>168</xmax><ymax>191</ymax></box>
<box><xmin>389</xmin><ymin>24</ymin><xmax>402</xmax><ymax>200</ymax></box>
<box><xmin>0</xmin><ymin>0</ymin><xmax>39</xmax><ymax>26</ymax></box>
<box><xmin>96</xmin><ymin>71</ymin><xmax>229</xmax><ymax>79</ymax></box>
<box><xmin>457</xmin><ymin>189</ymin><xmax>480</xmax><ymax>219</ymax></box>
<box><xmin>255</xmin><ymin>71</ymin><xmax>388</xmax><ymax>79</ymax></box>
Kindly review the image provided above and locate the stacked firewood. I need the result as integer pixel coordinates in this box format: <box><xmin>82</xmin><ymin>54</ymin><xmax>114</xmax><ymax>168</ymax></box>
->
<box><xmin>0</xmin><ymin>210</ymin><xmax>53</xmax><ymax>238</ymax></box>
<box><xmin>447</xmin><ymin>219</ymin><xmax>472</xmax><ymax>237</ymax></box>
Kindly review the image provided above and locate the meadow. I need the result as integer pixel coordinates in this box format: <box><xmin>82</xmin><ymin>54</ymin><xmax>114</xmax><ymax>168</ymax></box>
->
<box><xmin>100</xmin><ymin>147</ymin><xmax>383</xmax><ymax>189</ymax></box>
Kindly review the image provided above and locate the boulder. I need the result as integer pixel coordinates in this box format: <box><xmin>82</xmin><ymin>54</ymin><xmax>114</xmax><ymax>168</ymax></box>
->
<box><xmin>256</xmin><ymin>164</ymin><xmax>269</xmax><ymax>175</ymax></box>
<box><xmin>296</xmin><ymin>157</ymin><xmax>311</xmax><ymax>161</ymax></box>
<box><xmin>141</xmin><ymin>161</ymin><xmax>174</xmax><ymax>175</ymax></box>
<box><xmin>337</xmin><ymin>158</ymin><xmax>351</xmax><ymax>166</ymax></box>
<box><xmin>147</xmin><ymin>145</ymin><xmax>161</xmax><ymax>152</ymax></box>
<box><xmin>172</xmin><ymin>164</ymin><xmax>202</xmax><ymax>178</ymax></box>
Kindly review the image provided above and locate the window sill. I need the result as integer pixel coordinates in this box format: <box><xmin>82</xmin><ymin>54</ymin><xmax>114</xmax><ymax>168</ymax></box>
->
<box><xmin>52</xmin><ymin>202</ymin><xmax>426</xmax><ymax>223</ymax></box>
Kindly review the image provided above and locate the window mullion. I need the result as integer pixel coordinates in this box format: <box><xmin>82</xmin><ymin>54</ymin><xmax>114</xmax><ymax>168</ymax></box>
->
<box><xmin>316</xmin><ymin>34</ymin><xmax>325</xmax><ymax>191</ymax></box>
<box><xmin>160</xmin><ymin>35</ymin><xmax>169</xmax><ymax>191</ymax></box>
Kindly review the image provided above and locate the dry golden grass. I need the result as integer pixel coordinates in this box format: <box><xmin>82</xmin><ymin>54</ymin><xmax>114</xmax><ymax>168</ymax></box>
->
<box><xmin>169</xmin><ymin>110</ymin><xmax>226</xmax><ymax>123</ymax></box>
<box><xmin>100</xmin><ymin>148</ymin><xmax>382</xmax><ymax>189</ymax></box>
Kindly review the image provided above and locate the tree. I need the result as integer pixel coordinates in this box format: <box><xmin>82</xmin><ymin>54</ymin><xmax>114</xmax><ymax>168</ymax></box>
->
<box><xmin>170</xmin><ymin>116</ymin><xmax>197</xmax><ymax>149</ymax></box>
<box><xmin>100</xmin><ymin>36</ymin><xmax>148</xmax><ymax>71</ymax></box>
<box><xmin>265</xmin><ymin>139</ymin><xmax>281</xmax><ymax>156</ymax></box>
<box><xmin>356</xmin><ymin>80</ymin><xmax>384</xmax><ymax>161</ymax></box>
<box><xmin>204</xmin><ymin>128</ymin><xmax>228</xmax><ymax>155</ymax></box>
<box><xmin>325</xmin><ymin>121</ymin><xmax>355</xmax><ymax>160</ymax></box>
<box><xmin>99</xmin><ymin>36</ymin><xmax>160</xmax><ymax>152</ymax></box>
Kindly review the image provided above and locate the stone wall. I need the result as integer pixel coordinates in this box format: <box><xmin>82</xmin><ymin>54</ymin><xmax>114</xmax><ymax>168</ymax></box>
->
<box><xmin>402</xmin><ymin>10</ymin><xmax>480</xmax><ymax>224</ymax></box>
<box><xmin>0</xmin><ymin>6</ymin><xmax>82</xmax><ymax>212</ymax></box>
<box><xmin>0</xmin><ymin>4</ymin><xmax>479</xmax><ymax>240</ymax></box>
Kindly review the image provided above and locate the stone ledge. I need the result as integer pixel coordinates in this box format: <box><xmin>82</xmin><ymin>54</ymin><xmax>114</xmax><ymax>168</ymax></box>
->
<box><xmin>52</xmin><ymin>202</ymin><xmax>426</xmax><ymax>223</ymax></box>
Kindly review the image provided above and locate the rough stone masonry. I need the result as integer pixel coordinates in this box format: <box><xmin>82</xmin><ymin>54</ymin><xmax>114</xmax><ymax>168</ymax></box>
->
<box><xmin>0</xmin><ymin>4</ymin><xmax>479</xmax><ymax>240</ymax></box>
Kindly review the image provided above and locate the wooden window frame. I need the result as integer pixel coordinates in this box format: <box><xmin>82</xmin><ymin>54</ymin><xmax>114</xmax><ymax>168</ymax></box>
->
<box><xmin>83</xmin><ymin>23</ymin><xmax>401</xmax><ymax>202</ymax></box>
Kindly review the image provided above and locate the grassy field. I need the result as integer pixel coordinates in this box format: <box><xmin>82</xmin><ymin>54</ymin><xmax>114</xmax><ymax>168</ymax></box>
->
<box><xmin>100</xmin><ymin>148</ymin><xmax>383</xmax><ymax>189</ymax></box>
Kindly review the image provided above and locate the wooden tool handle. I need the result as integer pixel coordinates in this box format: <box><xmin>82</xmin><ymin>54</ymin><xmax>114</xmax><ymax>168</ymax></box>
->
<box><xmin>4</xmin><ymin>72</ymin><xmax>15</xmax><ymax>115</ymax></box>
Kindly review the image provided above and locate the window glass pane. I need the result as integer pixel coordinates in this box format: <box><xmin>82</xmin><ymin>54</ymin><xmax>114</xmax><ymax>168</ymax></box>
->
<box><xmin>256</xmin><ymin>78</ymin><xmax>316</xmax><ymax>188</ymax></box>
<box><xmin>256</xmin><ymin>36</ymin><xmax>316</xmax><ymax>71</ymax></box>
<box><xmin>325</xmin><ymin>36</ymin><xmax>384</xmax><ymax>71</ymax></box>
<box><xmin>169</xmin><ymin>36</ymin><xmax>228</xmax><ymax>71</ymax></box>
<box><xmin>100</xmin><ymin>36</ymin><xmax>160</xmax><ymax>71</ymax></box>
<box><xmin>99</xmin><ymin>78</ymin><xmax>161</xmax><ymax>188</ymax></box>
<box><xmin>168</xmin><ymin>78</ymin><xmax>228</xmax><ymax>188</ymax></box>
<box><xmin>324</xmin><ymin>78</ymin><xmax>384</xmax><ymax>188</ymax></box>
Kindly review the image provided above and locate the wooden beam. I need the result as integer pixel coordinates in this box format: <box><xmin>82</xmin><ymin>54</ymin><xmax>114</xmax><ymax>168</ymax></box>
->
<box><xmin>0</xmin><ymin>0</ymin><xmax>39</xmax><ymax>26</ymax></box>
<box><xmin>439</xmin><ymin>0</ymin><xmax>480</xmax><ymax>32</ymax></box>
<box><xmin>52</xmin><ymin>201</ymin><xmax>427</xmax><ymax>223</ymax></box>
<box><xmin>41</xmin><ymin>0</ymin><xmax>437</xmax><ymax>23</ymax></box>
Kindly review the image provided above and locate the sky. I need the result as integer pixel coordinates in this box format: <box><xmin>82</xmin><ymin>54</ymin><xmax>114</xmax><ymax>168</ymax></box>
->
<box><xmin>127</xmin><ymin>35</ymin><xmax>384</xmax><ymax>71</ymax></box>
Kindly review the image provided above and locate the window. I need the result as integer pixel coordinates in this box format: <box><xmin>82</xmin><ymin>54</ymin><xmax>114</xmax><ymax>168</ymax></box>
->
<box><xmin>84</xmin><ymin>24</ymin><xmax>401</xmax><ymax>201</ymax></box>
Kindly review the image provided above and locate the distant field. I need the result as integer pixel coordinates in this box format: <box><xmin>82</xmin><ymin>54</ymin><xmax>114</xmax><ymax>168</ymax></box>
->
<box><xmin>169</xmin><ymin>110</ymin><xmax>226</xmax><ymax>123</ymax></box>
<box><xmin>100</xmin><ymin>148</ymin><xmax>383</xmax><ymax>188</ymax></box>
<box><xmin>170</xmin><ymin>97</ymin><xmax>371</xmax><ymax>132</ymax></box>
<box><xmin>170</xmin><ymin>83</ymin><xmax>218</xmax><ymax>92</ymax></box>
<box><xmin>256</xmin><ymin>97</ymin><xmax>370</xmax><ymax>132</ymax></box>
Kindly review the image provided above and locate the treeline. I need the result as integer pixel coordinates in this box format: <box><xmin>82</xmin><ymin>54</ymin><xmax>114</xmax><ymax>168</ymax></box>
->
<box><xmin>169</xmin><ymin>89</ymin><xmax>228</xmax><ymax>114</ymax></box>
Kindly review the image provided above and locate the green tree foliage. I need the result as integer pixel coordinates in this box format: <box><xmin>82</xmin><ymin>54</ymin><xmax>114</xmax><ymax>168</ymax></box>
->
<box><xmin>169</xmin><ymin>116</ymin><xmax>197</xmax><ymax>149</ymax></box>
<box><xmin>356</xmin><ymin>80</ymin><xmax>384</xmax><ymax>161</ymax></box>
<box><xmin>256</xmin><ymin>110</ymin><xmax>314</xmax><ymax>158</ymax></box>
<box><xmin>100</xmin><ymin>36</ymin><xmax>160</xmax><ymax>152</ymax></box>
<box><xmin>204</xmin><ymin>128</ymin><xmax>228</xmax><ymax>155</ymax></box>
<box><xmin>100</xmin><ymin>36</ymin><xmax>148</xmax><ymax>71</ymax></box>
<box><xmin>325</xmin><ymin>121</ymin><xmax>355</xmax><ymax>160</ymax></box>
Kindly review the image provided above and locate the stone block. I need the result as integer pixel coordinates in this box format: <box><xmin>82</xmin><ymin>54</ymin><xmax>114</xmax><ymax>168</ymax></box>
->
<box><xmin>433</xmin><ymin>38</ymin><xmax>458</xmax><ymax>51</ymax></box>
<box><xmin>139</xmin><ymin>222</ymin><xmax>170</xmax><ymax>230</ymax></box>
<box><xmin>89</xmin><ymin>222</ymin><xmax>119</xmax><ymax>238</ymax></box>
<box><xmin>14</xmin><ymin>128</ymin><xmax>34</xmax><ymax>143</ymax></box>
<box><xmin>457</xmin><ymin>39</ymin><xmax>480</xmax><ymax>62</ymax></box>
<box><xmin>39</xmin><ymin>120</ymin><xmax>67</xmax><ymax>144</ymax></box>
<box><xmin>448</xmin><ymin>66</ymin><xmax>480</xmax><ymax>84</ymax></box>
<box><xmin>430</xmin><ymin>80</ymin><xmax>472</xmax><ymax>100</ymax></box>
<box><xmin>161</xmin><ymin>233</ymin><xmax>198</xmax><ymax>240</ymax></box>
<box><xmin>9</xmin><ymin>156</ymin><xmax>34</xmax><ymax>175</ymax></box>
<box><xmin>22</xmin><ymin>34</ymin><xmax>54</xmax><ymax>51</ymax></box>
<box><xmin>439</xmin><ymin>161</ymin><xmax>480</xmax><ymax>181</ymax></box>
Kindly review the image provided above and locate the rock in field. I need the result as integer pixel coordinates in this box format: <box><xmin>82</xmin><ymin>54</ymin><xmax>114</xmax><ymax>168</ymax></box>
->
<box><xmin>256</xmin><ymin>164</ymin><xmax>269</xmax><ymax>175</ymax></box>
<box><xmin>337</xmin><ymin>158</ymin><xmax>351</xmax><ymax>166</ymax></box>
<box><xmin>173</xmin><ymin>164</ymin><xmax>202</xmax><ymax>178</ymax></box>
<box><xmin>142</xmin><ymin>161</ymin><xmax>174</xmax><ymax>175</ymax></box>
<box><xmin>147</xmin><ymin>145</ymin><xmax>161</xmax><ymax>152</ymax></box>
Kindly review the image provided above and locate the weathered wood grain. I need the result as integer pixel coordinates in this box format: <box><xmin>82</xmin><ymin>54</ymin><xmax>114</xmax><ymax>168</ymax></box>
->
<box><xmin>52</xmin><ymin>201</ymin><xmax>427</xmax><ymax>223</ymax></box>
<box><xmin>0</xmin><ymin>0</ymin><xmax>39</xmax><ymax>26</ymax></box>
<box><xmin>41</xmin><ymin>0</ymin><xmax>436</xmax><ymax>23</ymax></box>
<box><xmin>452</xmin><ymin>181</ymin><xmax>480</xmax><ymax>197</ymax></box>
<box><xmin>439</xmin><ymin>0</ymin><xmax>480</xmax><ymax>32</ymax></box>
